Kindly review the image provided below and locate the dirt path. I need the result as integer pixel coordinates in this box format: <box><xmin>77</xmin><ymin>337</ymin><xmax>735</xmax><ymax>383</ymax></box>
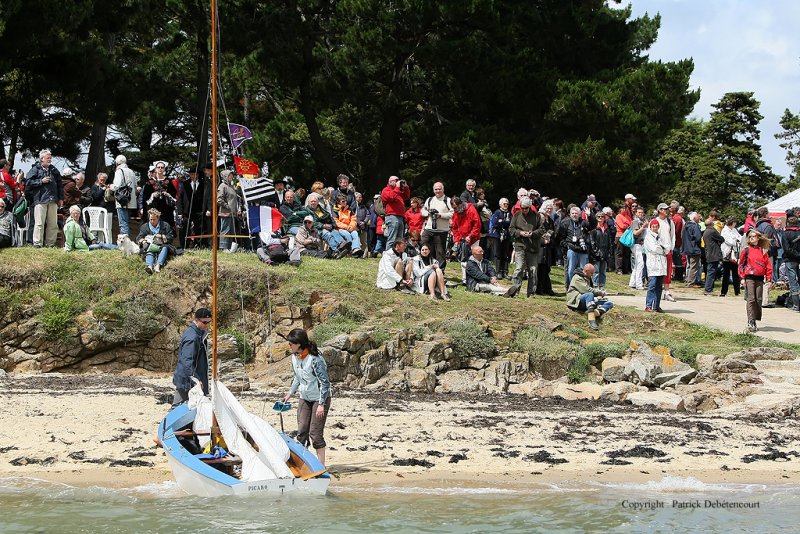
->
<box><xmin>611</xmin><ymin>287</ymin><xmax>799</xmax><ymax>343</ymax></box>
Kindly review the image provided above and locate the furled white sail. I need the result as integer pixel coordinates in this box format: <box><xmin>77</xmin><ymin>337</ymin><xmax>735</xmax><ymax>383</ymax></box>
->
<box><xmin>212</xmin><ymin>381</ymin><xmax>293</xmax><ymax>480</ymax></box>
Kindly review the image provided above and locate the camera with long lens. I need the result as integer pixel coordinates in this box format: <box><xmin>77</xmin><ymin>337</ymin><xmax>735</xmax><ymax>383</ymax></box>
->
<box><xmin>428</xmin><ymin>208</ymin><xmax>439</xmax><ymax>230</ymax></box>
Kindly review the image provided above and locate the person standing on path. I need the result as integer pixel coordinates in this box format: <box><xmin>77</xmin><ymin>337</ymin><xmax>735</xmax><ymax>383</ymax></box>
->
<box><xmin>739</xmin><ymin>230</ymin><xmax>773</xmax><ymax>332</ymax></box>
<box><xmin>783</xmin><ymin>216</ymin><xmax>800</xmax><ymax>312</ymax></box>
<box><xmin>172</xmin><ymin>308</ymin><xmax>212</xmax><ymax>405</ymax></box>
<box><xmin>644</xmin><ymin>219</ymin><xmax>667</xmax><ymax>312</ymax></box>
<box><xmin>656</xmin><ymin>203</ymin><xmax>677</xmax><ymax>302</ymax></box>
<box><xmin>283</xmin><ymin>328</ymin><xmax>331</xmax><ymax>467</ymax></box>
<box><xmin>702</xmin><ymin>212</ymin><xmax>725</xmax><ymax>296</ymax></box>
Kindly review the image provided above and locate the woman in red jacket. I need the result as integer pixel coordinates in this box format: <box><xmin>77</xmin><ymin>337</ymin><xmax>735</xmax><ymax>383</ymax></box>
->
<box><xmin>739</xmin><ymin>230</ymin><xmax>773</xmax><ymax>332</ymax></box>
<box><xmin>404</xmin><ymin>197</ymin><xmax>425</xmax><ymax>236</ymax></box>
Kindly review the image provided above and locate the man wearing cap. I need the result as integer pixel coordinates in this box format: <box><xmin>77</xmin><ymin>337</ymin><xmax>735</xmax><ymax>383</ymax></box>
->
<box><xmin>295</xmin><ymin>214</ymin><xmax>333</xmax><ymax>258</ymax></box>
<box><xmin>581</xmin><ymin>194</ymin><xmax>602</xmax><ymax>214</ymax></box>
<box><xmin>173</xmin><ymin>308</ymin><xmax>212</xmax><ymax>404</ymax></box>
<box><xmin>508</xmin><ymin>196</ymin><xmax>548</xmax><ymax>297</ymax></box>
<box><xmin>381</xmin><ymin>175</ymin><xmax>411</xmax><ymax>248</ymax></box>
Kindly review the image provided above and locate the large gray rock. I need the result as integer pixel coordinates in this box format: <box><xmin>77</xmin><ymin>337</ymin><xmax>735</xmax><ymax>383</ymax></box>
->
<box><xmin>600</xmin><ymin>381</ymin><xmax>642</xmax><ymax>402</ymax></box>
<box><xmin>508</xmin><ymin>379</ymin><xmax>553</xmax><ymax>397</ymax></box>
<box><xmin>553</xmin><ymin>382</ymin><xmax>602</xmax><ymax>401</ymax></box>
<box><xmin>654</xmin><ymin>369</ymin><xmax>697</xmax><ymax>388</ymax></box>
<box><xmin>624</xmin><ymin>357</ymin><xmax>662</xmax><ymax>386</ymax></box>
<box><xmin>218</xmin><ymin>359</ymin><xmax>250</xmax><ymax>392</ymax></box>
<box><xmin>601</xmin><ymin>357</ymin><xmax>627</xmax><ymax>383</ymax></box>
<box><xmin>530</xmin><ymin>354</ymin><xmax>574</xmax><ymax>381</ymax></box>
<box><xmin>753</xmin><ymin>360</ymin><xmax>800</xmax><ymax>385</ymax></box>
<box><xmin>406</xmin><ymin>368</ymin><xmax>436</xmax><ymax>392</ymax></box>
<box><xmin>695</xmin><ymin>354</ymin><xmax>720</xmax><ymax>374</ymax></box>
<box><xmin>714</xmin><ymin>394</ymin><xmax>800</xmax><ymax>417</ymax></box>
<box><xmin>726</xmin><ymin>347</ymin><xmax>799</xmax><ymax>363</ymax></box>
<box><xmin>360</xmin><ymin>348</ymin><xmax>391</xmax><ymax>384</ymax></box>
<box><xmin>325</xmin><ymin>334</ymin><xmax>351</xmax><ymax>352</ymax></box>
<box><xmin>435</xmin><ymin>370</ymin><xmax>481</xmax><ymax>393</ymax></box>
<box><xmin>627</xmin><ymin>390</ymin><xmax>685</xmax><ymax>411</ymax></box>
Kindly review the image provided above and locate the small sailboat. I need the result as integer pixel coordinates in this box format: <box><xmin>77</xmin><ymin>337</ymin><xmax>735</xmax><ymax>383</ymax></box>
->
<box><xmin>156</xmin><ymin>0</ymin><xmax>329</xmax><ymax>496</ymax></box>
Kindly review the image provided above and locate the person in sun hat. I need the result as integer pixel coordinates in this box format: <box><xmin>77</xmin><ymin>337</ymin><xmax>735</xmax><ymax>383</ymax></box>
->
<box><xmin>172</xmin><ymin>308</ymin><xmax>212</xmax><ymax>405</ymax></box>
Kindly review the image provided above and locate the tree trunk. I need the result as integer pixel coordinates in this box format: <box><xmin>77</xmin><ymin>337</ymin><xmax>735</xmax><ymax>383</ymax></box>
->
<box><xmin>298</xmin><ymin>34</ymin><xmax>344</xmax><ymax>179</ymax></box>
<box><xmin>374</xmin><ymin>104</ymin><xmax>401</xmax><ymax>186</ymax></box>
<box><xmin>84</xmin><ymin>32</ymin><xmax>116</xmax><ymax>186</ymax></box>
<box><xmin>84</xmin><ymin>122</ymin><xmax>108</xmax><ymax>186</ymax></box>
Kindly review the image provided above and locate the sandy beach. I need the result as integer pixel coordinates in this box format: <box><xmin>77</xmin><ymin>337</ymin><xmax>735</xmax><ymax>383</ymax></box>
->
<box><xmin>1</xmin><ymin>373</ymin><xmax>797</xmax><ymax>491</ymax></box>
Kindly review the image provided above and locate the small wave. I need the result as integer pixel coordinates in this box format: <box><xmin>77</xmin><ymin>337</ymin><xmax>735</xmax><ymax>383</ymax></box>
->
<box><xmin>337</xmin><ymin>485</ymin><xmax>521</xmax><ymax>496</ymax></box>
<box><xmin>591</xmin><ymin>475</ymin><xmax>798</xmax><ymax>494</ymax></box>
<box><xmin>126</xmin><ymin>480</ymin><xmax>182</xmax><ymax>497</ymax></box>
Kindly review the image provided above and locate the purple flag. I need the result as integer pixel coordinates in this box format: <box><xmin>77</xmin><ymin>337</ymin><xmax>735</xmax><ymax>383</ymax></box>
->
<box><xmin>228</xmin><ymin>123</ymin><xmax>253</xmax><ymax>150</ymax></box>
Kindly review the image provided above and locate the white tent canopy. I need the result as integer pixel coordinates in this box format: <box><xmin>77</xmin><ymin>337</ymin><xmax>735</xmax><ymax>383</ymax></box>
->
<box><xmin>766</xmin><ymin>187</ymin><xmax>800</xmax><ymax>217</ymax></box>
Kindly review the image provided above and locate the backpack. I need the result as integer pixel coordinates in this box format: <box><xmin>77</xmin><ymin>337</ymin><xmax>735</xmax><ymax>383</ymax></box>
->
<box><xmin>114</xmin><ymin>167</ymin><xmax>134</xmax><ymax>205</ymax></box>
<box><xmin>373</xmin><ymin>197</ymin><xmax>385</xmax><ymax>217</ymax></box>
<box><xmin>12</xmin><ymin>196</ymin><xmax>28</xmax><ymax>226</ymax></box>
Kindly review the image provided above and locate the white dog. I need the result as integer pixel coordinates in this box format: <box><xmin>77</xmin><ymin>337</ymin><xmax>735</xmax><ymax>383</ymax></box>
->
<box><xmin>117</xmin><ymin>234</ymin><xmax>139</xmax><ymax>257</ymax></box>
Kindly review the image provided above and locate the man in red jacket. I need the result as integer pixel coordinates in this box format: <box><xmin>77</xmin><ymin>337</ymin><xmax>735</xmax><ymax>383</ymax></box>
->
<box><xmin>381</xmin><ymin>175</ymin><xmax>411</xmax><ymax>247</ymax></box>
<box><xmin>451</xmin><ymin>196</ymin><xmax>481</xmax><ymax>284</ymax></box>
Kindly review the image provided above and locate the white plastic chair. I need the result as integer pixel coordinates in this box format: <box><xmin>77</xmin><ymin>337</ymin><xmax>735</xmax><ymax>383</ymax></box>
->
<box><xmin>82</xmin><ymin>206</ymin><xmax>112</xmax><ymax>244</ymax></box>
<box><xmin>14</xmin><ymin>211</ymin><xmax>30</xmax><ymax>246</ymax></box>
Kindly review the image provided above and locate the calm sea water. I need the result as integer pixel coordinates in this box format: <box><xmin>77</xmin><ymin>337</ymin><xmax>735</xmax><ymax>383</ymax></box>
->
<box><xmin>1</xmin><ymin>476</ymin><xmax>797</xmax><ymax>533</ymax></box>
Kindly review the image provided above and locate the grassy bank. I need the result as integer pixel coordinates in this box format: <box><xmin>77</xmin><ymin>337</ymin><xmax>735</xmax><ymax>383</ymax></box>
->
<box><xmin>1</xmin><ymin>248</ymin><xmax>797</xmax><ymax>370</ymax></box>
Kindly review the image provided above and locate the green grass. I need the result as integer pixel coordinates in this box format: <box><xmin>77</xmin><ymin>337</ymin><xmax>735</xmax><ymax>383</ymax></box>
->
<box><xmin>1</xmin><ymin>249</ymin><xmax>798</xmax><ymax>372</ymax></box>
<box><xmin>442</xmin><ymin>318</ymin><xmax>496</xmax><ymax>360</ymax></box>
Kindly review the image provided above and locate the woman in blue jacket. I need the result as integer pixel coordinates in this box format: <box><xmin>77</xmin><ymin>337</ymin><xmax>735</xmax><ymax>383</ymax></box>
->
<box><xmin>283</xmin><ymin>328</ymin><xmax>332</xmax><ymax>466</ymax></box>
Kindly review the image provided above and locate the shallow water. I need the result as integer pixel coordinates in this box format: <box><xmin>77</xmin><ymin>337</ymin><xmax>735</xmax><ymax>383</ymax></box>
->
<box><xmin>1</xmin><ymin>476</ymin><xmax>797</xmax><ymax>533</ymax></box>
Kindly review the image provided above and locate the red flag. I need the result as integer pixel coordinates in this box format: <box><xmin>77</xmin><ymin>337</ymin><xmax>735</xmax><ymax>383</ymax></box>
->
<box><xmin>234</xmin><ymin>156</ymin><xmax>259</xmax><ymax>177</ymax></box>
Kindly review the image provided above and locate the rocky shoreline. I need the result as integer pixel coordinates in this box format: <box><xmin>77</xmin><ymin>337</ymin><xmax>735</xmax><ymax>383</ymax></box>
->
<box><xmin>1</xmin><ymin>372</ymin><xmax>798</xmax><ymax>488</ymax></box>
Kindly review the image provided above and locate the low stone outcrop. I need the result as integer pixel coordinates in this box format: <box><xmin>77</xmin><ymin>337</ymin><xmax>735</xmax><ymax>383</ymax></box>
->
<box><xmin>553</xmin><ymin>382</ymin><xmax>602</xmax><ymax>401</ymax></box>
<box><xmin>627</xmin><ymin>391</ymin><xmax>685</xmax><ymax>411</ymax></box>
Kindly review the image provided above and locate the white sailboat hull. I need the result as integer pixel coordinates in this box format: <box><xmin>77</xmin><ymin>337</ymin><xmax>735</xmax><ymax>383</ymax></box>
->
<box><xmin>158</xmin><ymin>404</ymin><xmax>330</xmax><ymax>497</ymax></box>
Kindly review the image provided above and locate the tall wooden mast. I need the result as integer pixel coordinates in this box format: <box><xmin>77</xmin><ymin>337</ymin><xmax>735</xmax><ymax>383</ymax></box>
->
<box><xmin>210</xmin><ymin>0</ymin><xmax>219</xmax><ymax>382</ymax></box>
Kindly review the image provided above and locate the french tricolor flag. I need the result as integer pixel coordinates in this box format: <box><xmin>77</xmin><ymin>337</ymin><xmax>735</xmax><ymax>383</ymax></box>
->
<box><xmin>247</xmin><ymin>205</ymin><xmax>283</xmax><ymax>234</ymax></box>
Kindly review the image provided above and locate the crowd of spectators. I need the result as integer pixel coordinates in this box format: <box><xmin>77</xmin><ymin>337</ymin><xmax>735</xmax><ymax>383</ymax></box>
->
<box><xmin>4</xmin><ymin>149</ymin><xmax>799</xmax><ymax>330</ymax></box>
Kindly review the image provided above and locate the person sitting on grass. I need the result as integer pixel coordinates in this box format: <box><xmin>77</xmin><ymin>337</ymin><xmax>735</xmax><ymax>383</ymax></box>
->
<box><xmin>412</xmin><ymin>243</ymin><xmax>450</xmax><ymax>301</ymax></box>
<box><xmin>295</xmin><ymin>215</ymin><xmax>332</xmax><ymax>259</ymax></box>
<box><xmin>376</xmin><ymin>238</ymin><xmax>414</xmax><ymax>293</ymax></box>
<box><xmin>63</xmin><ymin>204</ymin><xmax>118</xmax><ymax>251</ymax></box>
<box><xmin>0</xmin><ymin>198</ymin><xmax>15</xmax><ymax>248</ymax></box>
<box><xmin>137</xmin><ymin>207</ymin><xmax>175</xmax><ymax>274</ymax></box>
<box><xmin>465</xmin><ymin>243</ymin><xmax>514</xmax><ymax>297</ymax></box>
<box><xmin>566</xmin><ymin>263</ymin><xmax>613</xmax><ymax>331</ymax></box>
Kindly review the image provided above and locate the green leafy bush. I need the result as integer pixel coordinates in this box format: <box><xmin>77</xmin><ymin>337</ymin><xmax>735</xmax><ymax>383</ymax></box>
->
<box><xmin>510</xmin><ymin>327</ymin><xmax>578</xmax><ymax>362</ymax></box>
<box><xmin>567</xmin><ymin>352</ymin><xmax>592</xmax><ymax>383</ymax></box>
<box><xmin>442</xmin><ymin>318</ymin><xmax>495</xmax><ymax>359</ymax></box>
<box><xmin>582</xmin><ymin>342</ymin><xmax>627</xmax><ymax>366</ymax></box>
<box><xmin>40</xmin><ymin>294</ymin><xmax>85</xmax><ymax>341</ymax></box>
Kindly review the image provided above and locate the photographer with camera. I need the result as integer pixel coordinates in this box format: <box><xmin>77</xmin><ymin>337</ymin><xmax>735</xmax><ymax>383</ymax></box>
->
<box><xmin>380</xmin><ymin>175</ymin><xmax>411</xmax><ymax>248</ymax></box>
<box><xmin>555</xmin><ymin>205</ymin><xmax>596</xmax><ymax>289</ymax></box>
<box><xmin>420</xmin><ymin>182</ymin><xmax>454</xmax><ymax>268</ymax></box>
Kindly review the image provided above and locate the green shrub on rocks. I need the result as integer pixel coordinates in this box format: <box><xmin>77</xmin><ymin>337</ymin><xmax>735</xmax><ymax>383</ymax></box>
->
<box><xmin>510</xmin><ymin>327</ymin><xmax>578</xmax><ymax>362</ymax></box>
<box><xmin>311</xmin><ymin>318</ymin><xmax>360</xmax><ymax>346</ymax></box>
<box><xmin>442</xmin><ymin>318</ymin><xmax>495</xmax><ymax>360</ymax></box>
<box><xmin>40</xmin><ymin>294</ymin><xmax>85</xmax><ymax>341</ymax></box>
<box><xmin>567</xmin><ymin>352</ymin><xmax>592</xmax><ymax>383</ymax></box>
<box><xmin>582</xmin><ymin>342</ymin><xmax>627</xmax><ymax>366</ymax></box>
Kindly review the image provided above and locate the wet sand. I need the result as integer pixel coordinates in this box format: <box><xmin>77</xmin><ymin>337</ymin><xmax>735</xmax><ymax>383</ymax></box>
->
<box><xmin>1</xmin><ymin>374</ymin><xmax>798</xmax><ymax>490</ymax></box>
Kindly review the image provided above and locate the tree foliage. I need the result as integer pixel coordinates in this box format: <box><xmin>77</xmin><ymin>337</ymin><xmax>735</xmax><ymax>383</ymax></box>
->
<box><xmin>1</xmin><ymin>0</ymin><xmax>783</xmax><ymax>211</ymax></box>
<box><xmin>657</xmin><ymin>92</ymin><xmax>779</xmax><ymax>218</ymax></box>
